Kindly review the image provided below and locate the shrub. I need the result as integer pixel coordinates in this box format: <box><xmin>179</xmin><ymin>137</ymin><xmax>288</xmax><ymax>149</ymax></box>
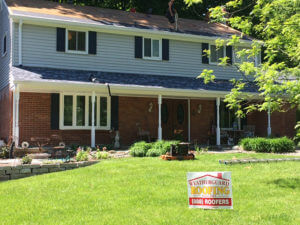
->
<box><xmin>96</xmin><ymin>152</ymin><xmax>109</xmax><ymax>159</ymax></box>
<box><xmin>146</xmin><ymin>148</ymin><xmax>161</xmax><ymax>157</ymax></box>
<box><xmin>129</xmin><ymin>141</ymin><xmax>152</xmax><ymax>157</ymax></box>
<box><xmin>76</xmin><ymin>151</ymin><xmax>89</xmax><ymax>161</ymax></box>
<box><xmin>152</xmin><ymin>140</ymin><xmax>180</xmax><ymax>155</ymax></box>
<box><xmin>21</xmin><ymin>155</ymin><xmax>32</xmax><ymax>164</ymax></box>
<box><xmin>240</xmin><ymin>137</ymin><xmax>295</xmax><ymax>153</ymax></box>
<box><xmin>0</xmin><ymin>146</ymin><xmax>9</xmax><ymax>159</ymax></box>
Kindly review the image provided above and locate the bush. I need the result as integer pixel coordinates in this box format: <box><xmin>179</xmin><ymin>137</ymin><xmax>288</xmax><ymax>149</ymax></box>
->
<box><xmin>146</xmin><ymin>148</ymin><xmax>161</xmax><ymax>157</ymax></box>
<box><xmin>21</xmin><ymin>155</ymin><xmax>32</xmax><ymax>164</ymax></box>
<box><xmin>129</xmin><ymin>141</ymin><xmax>152</xmax><ymax>157</ymax></box>
<box><xmin>76</xmin><ymin>151</ymin><xmax>89</xmax><ymax>161</ymax></box>
<box><xmin>240</xmin><ymin>137</ymin><xmax>295</xmax><ymax>153</ymax></box>
<box><xmin>130</xmin><ymin>140</ymin><xmax>181</xmax><ymax>157</ymax></box>
<box><xmin>152</xmin><ymin>140</ymin><xmax>180</xmax><ymax>155</ymax></box>
<box><xmin>96</xmin><ymin>151</ymin><xmax>109</xmax><ymax>159</ymax></box>
<box><xmin>0</xmin><ymin>146</ymin><xmax>9</xmax><ymax>159</ymax></box>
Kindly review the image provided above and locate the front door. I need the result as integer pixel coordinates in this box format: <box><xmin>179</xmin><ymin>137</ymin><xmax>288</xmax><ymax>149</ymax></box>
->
<box><xmin>162</xmin><ymin>99</ymin><xmax>188</xmax><ymax>141</ymax></box>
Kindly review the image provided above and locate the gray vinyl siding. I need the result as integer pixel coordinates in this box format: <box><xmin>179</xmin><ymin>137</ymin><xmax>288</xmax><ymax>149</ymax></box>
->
<box><xmin>13</xmin><ymin>23</ymin><xmax>243</xmax><ymax>80</ymax></box>
<box><xmin>0</xmin><ymin>1</ymin><xmax>11</xmax><ymax>91</ymax></box>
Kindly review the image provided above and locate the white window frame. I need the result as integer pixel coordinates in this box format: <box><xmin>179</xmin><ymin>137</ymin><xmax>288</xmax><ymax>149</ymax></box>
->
<box><xmin>142</xmin><ymin>37</ymin><xmax>162</xmax><ymax>60</ymax></box>
<box><xmin>2</xmin><ymin>32</ymin><xmax>7</xmax><ymax>57</ymax></box>
<box><xmin>59</xmin><ymin>93</ymin><xmax>111</xmax><ymax>130</ymax></box>
<box><xmin>65</xmin><ymin>29</ymin><xmax>88</xmax><ymax>54</ymax></box>
<box><xmin>209</xmin><ymin>44</ymin><xmax>226</xmax><ymax>65</ymax></box>
<box><xmin>233</xmin><ymin>46</ymin><xmax>257</xmax><ymax>65</ymax></box>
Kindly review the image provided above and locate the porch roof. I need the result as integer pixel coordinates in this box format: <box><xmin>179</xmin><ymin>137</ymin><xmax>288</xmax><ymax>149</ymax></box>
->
<box><xmin>12</xmin><ymin>66</ymin><xmax>258</xmax><ymax>93</ymax></box>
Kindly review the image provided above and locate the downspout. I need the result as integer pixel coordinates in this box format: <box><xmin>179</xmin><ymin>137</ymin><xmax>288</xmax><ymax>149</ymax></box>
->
<box><xmin>106</xmin><ymin>83</ymin><xmax>112</xmax><ymax>97</ymax></box>
<box><xmin>18</xmin><ymin>19</ymin><xmax>23</xmax><ymax>66</ymax></box>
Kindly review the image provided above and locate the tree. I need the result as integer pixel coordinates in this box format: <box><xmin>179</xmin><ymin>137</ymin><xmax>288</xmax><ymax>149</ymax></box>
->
<box><xmin>186</xmin><ymin>0</ymin><xmax>300</xmax><ymax>139</ymax></box>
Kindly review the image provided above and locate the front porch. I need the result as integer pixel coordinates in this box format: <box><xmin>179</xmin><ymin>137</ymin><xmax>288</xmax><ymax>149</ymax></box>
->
<box><xmin>9</xmin><ymin>66</ymin><xmax>297</xmax><ymax>148</ymax></box>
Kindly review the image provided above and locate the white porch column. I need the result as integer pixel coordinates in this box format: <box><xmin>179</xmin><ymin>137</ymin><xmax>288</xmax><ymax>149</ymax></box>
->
<box><xmin>158</xmin><ymin>95</ymin><xmax>162</xmax><ymax>141</ymax></box>
<box><xmin>15</xmin><ymin>86</ymin><xmax>20</xmax><ymax>147</ymax></box>
<box><xmin>188</xmin><ymin>98</ymin><xmax>191</xmax><ymax>142</ymax></box>
<box><xmin>267</xmin><ymin>106</ymin><xmax>272</xmax><ymax>137</ymax></box>
<box><xmin>216</xmin><ymin>97</ymin><xmax>221</xmax><ymax>146</ymax></box>
<box><xmin>91</xmin><ymin>91</ymin><xmax>96</xmax><ymax>148</ymax></box>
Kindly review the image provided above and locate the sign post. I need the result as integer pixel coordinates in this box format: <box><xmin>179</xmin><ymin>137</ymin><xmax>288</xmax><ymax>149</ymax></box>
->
<box><xmin>187</xmin><ymin>172</ymin><xmax>233</xmax><ymax>209</ymax></box>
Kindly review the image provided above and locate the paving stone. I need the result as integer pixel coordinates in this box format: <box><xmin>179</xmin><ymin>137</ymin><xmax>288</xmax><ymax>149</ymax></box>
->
<box><xmin>11</xmin><ymin>174</ymin><xmax>30</xmax><ymax>179</ymax></box>
<box><xmin>62</xmin><ymin>163</ymin><xmax>77</xmax><ymax>168</ymax></box>
<box><xmin>0</xmin><ymin>170</ymin><xmax>6</xmax><ymax>176</ymax></box>
<box><xmin>0</xmin><ymin>166</ymin><xmax>12</xmax><ymax>171</ymax></box>
<box><xmin>49</xmin><ymin>167</ymin><xmax>66</xmax><ymax>172</ymax></box>
<box><xmin>20</xmin><ymin>168</ymin><xmax>32</xmax><ymax>174</ymax></box>
<box><xmin>6</xmin><ymin>169</ymin><xmax>20</xmax><ymax>175</ymax></box>
<box><xmin>32</xmin><ymin>168</ymin><xmax>49</xmax><ymax>174</ymax></box>
<box><xmin>0</xmin><ymin>175</ymin><xmax>10</xmax><ymax>181</ymax></box>
<box><xmin>41</xmin><ymin>164</ymin><xmax>60</xmax><ymax>168</ymax></box>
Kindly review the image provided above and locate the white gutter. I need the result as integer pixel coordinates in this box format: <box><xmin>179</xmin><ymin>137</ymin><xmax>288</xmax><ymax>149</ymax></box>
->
<box><xmin>9</xmin><ymin>12</ymin><xmax>256</xmax><ymax>45</ymax></box>
<box><xmin>13</xmin><ymin>79</ymin><xmax>260</xmax><ymax>99</ymax></box>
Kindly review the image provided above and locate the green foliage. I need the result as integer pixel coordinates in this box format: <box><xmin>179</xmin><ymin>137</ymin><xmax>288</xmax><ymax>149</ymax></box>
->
<box><xmin>76</xmin><ymin>150</ymin><xmax>89</xmax><ymax>161</ymax></box>
<box><xmin>21</xmin><ymin>155</ymin><xmax>32</xmax><ymax>164</ymax></box>
<box><xmin>130</xmin><ymin>140</ymin><xmax>180</xmax><ymax>157</ymax></box>
<box><xmin>195</xmin><ymin>146</ymin><xmax>208</xmax><ymax>154</ymax></box>
<box><xmin>240</xmin><ymin>137</ymin><xmax>295</xmax><ymax>153</ymax></box>
<box><xmin>0</xmin><ymin>146</ymin><xmax>9</xmax><ymax>159</ymax></box>
<box><xmin>96</xmin><ymin>152</ymin><xmax>109</xmax><ymax>159</ymax></box>
<box><xmin>146</xmin><ymin>148</ymin><xmax>162</xmax><ymax>157</ymax></box>
<box><xmin>129</xmin><ymin>141</ymin><xmax>152</xmax><ymax>157</ymax></box>
<box><xmin>152</xmin><ymin>140</ymin><xmax>180</xmax><ymax>155</ymax></box>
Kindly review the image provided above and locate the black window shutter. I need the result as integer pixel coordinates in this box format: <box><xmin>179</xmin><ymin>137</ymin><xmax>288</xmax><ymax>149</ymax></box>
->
<box><xmin>135</xmin><ymin>36</ymin><xmax>143</xmax><ymax>58</ymax></box>
<box><xmin>111</xmin><ymin>96</ymin><xmax>119</xmax><ymax>130</ymax></box>
<box><xmin>226</xmin><ymin>46</ymin><xmax>233</xmax><ymax>65</ymax></box>
<box><xmin>162</xmin><ymin>39</ymin><xmax>169</xmax><ymax>60</ymax></box>
<box><xmin>202</xmin><ymin>43</ymin><xmax>209</xmax><ymax>64</ymax></box>
<box><xmin>51</xmin><ymin>93</ymin><xmax>60</xmax><ymax>130</ymax></box>
<box><xmin>56</xmin><ymin>28</ymin><xmax>66</xmax><ymax>52</ymax></box>
<box><xmin>88</xmin><ymin>31</ymin><xmax>97</xmax><ymax>55</ymax></box>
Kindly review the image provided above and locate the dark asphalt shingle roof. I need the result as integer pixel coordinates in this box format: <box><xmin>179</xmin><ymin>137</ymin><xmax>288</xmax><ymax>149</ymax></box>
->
<box><xmin>12</xmin><ymin>66</ymin><xmax>258</xmax><ymax>93</ymax></box>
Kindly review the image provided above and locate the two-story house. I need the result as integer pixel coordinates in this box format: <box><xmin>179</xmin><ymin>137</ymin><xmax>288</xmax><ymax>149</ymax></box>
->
<box><xmin>0</xmin><ymin>0</ymin><xmax>296</xmax><ymax>148</ymax></box>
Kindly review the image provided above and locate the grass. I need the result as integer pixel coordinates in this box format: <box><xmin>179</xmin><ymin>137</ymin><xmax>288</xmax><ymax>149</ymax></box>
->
<box><xmin>0</xmin><ymin>153</ymin><xmax>299</xmax><ymax>225</ymax></box>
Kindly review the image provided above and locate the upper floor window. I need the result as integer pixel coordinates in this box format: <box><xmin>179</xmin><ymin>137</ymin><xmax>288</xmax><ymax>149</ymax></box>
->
<box><xmin>143</xmin><ymin>38</ymin><xmax>162</xmax><ymax>60</ymax></box>
<box><xmin>210</xmin><ymin>45</ymin><xmax>225</xmax><ymax>64</ymax></box>
<box><xmin>233</xmin><ymin>47</ymin><xmax>255</xmax><ymax>64</ymax></box>
<box><xmin>2</xmin><ymin>32</ymin><xmax>7</xmax><ymax>57</ymax></box>
<box><xmin>61</xmin><ymin>94</ymin><xmax>110</xmax><ymax>130</ymax></box>
<box><xmin>66</xmin><ymin>30</ymin><xmax>88</xmax><ymax>53</ymax></box>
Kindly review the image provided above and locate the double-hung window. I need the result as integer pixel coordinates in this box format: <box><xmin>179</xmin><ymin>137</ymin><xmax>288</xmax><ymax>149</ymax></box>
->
<box><xmin>210</xmin><ymin>45</ymin><xmax>225</xmax><ymax>64</ymax></box>
<box><xmin>66</xmin><ymin>30</ymin><xmax>88</xmax><ymax>53</ymax></box>
<box><xmin>233</xmin><ymin>47</ymin><xmax>256</xmax><ymax>65</ymax></box>
<box><xmin>143</xmin><ymin>38</ymin><xmax>161</xmax><ymax>60</ymax></box>
<box><xmin>61</xmin><ymin>94</ymin><xmax>110</xmax><ymax>130</ymax></box>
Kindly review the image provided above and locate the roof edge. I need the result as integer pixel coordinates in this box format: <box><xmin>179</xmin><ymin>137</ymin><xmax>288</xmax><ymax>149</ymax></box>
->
<box><xmin>9</xmin><ymin>11</ymin><xmax>255</xmax><ymax>45</ymax></box>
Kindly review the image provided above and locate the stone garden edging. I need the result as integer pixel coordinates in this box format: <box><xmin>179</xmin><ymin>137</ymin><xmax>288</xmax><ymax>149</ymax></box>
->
<box><xmin>0</xmin><ymin>161</ymin><xmax>99</xmax><ymax>181</ymax></box>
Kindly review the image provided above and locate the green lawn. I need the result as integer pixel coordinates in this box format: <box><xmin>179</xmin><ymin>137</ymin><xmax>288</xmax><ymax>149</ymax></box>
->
<box><xmin>1</xmin><ymin>153</ymin><xmax>299</xmax><ymax>225</ymax></box>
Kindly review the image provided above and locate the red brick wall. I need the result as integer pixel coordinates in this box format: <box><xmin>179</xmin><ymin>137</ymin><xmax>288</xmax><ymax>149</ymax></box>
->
<box><xmin>190</xmin><ymin>99</ymin><xmax>216</xmax><ymax>145</ymax></box>
<box><xmin>119</xmin><ymin>96</ymin><xmax>158</xmax><ymax>146</ymax></box>
<box><xmin>0</xmin><ymin>86</ymin><xmax>13</xmax><ymax>143</ymax></box>
<box><xmin>18</xmin><ymin>92</ymin><xmax>296</xmax><ymax>147</ymax></box>
<box><xmin>247</xmin><ymin>109</ymin><xmax>296</xmax><ymax>138</ymax></box>
<box><xmin>19</xmin><ymin>93</ymin><xmax>111</xmax><ymax>146</ymax></box>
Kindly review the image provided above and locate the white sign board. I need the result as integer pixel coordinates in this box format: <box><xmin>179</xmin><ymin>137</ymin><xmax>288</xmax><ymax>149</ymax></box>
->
<box><xmin>187</xmin><ymin>172</ymin><xmax>233</xmax><ymax>209</ymax></box>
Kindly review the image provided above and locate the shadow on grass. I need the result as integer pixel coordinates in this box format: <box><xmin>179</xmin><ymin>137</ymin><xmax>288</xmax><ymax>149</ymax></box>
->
<box><xmin>270</xmin><ymin>178</ymin><xmax>300</xmax><ymax>189</ymax></box>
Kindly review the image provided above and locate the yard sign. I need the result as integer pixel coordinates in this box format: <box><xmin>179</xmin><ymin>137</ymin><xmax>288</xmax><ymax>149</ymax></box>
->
<box><xmin>187</xmin><ymin>172</ymin><xmax>233</xmax><ymax>209</ymax></box>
